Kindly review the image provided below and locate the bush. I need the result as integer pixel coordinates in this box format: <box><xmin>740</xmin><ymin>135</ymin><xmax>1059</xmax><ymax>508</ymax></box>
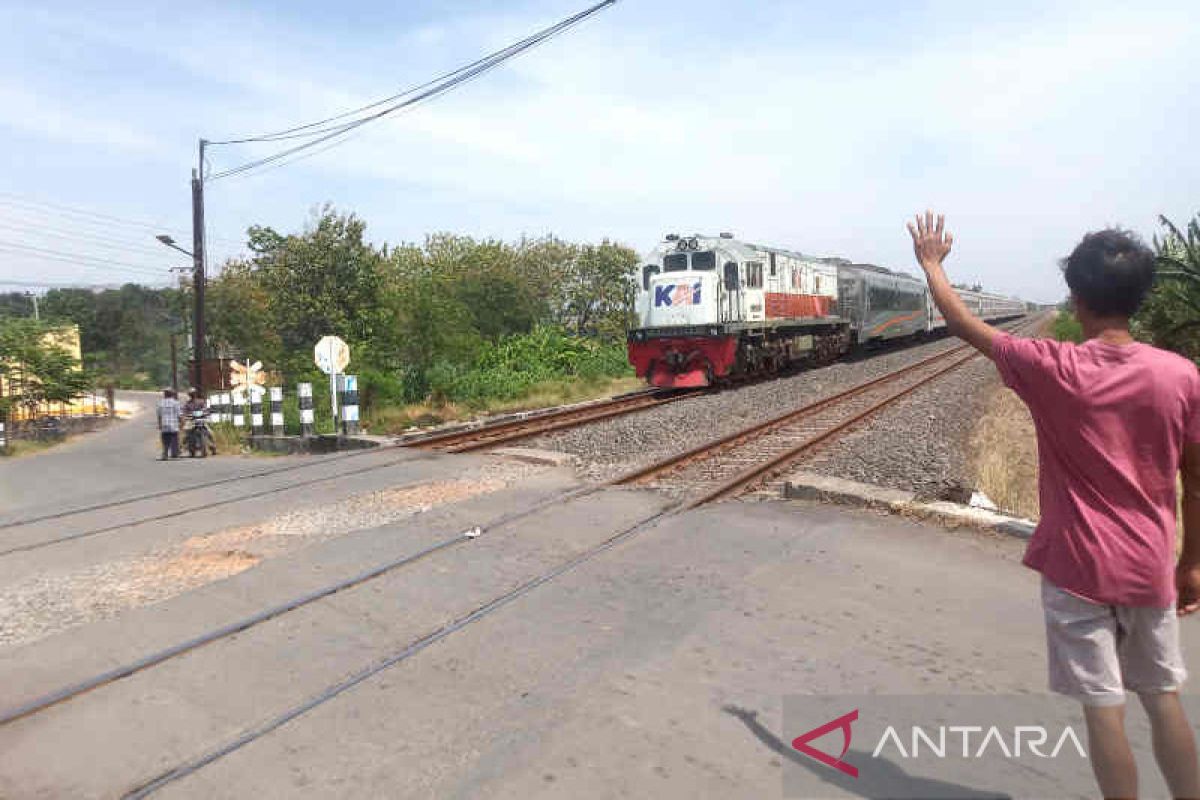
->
<box><xmin>1052</xmin><ymin>311</ymin><xmax>1084</xmax><ymax>343</ymax></box>
<box><xmin>419</xmin><ymin>327</ymin><xmax>631</xmax><ymax>407</ymax></box>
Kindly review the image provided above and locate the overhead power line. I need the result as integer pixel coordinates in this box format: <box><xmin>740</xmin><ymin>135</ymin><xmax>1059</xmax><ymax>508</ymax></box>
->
<box><xmin>0</xmin><ymin>220</ymin><xmax>181</xmax><ymax>259</ymax></box>
<box><xmin>0</xmin><ymin>279</ymin><xmax>133</xmax><ymax>290</ymax></box>
<box><xmin>0</xmin><ymin>241</ymin><xmax>171</xmax><ymax>278</ymax></box>
<box><xmin>205</xmin><ymin>0</ymin><xmax>618</xmax><ymax>181</ymax></box>
<box><xmin>0</xmin><ymin>193</ymin><xmax>243</xmax><ymax>248</ymax></box>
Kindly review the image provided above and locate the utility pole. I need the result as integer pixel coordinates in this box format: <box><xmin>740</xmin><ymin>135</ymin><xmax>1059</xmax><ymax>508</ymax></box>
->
<box><xmin>169</xmin><ymin>332</ymin><xmax>178</xmax><ymax>391</ymax></box>
<box><xmin>191</xmin><ymin>138</ymin><xmax>207</xmax><ymax>394</ymax></box>
<box><xmin>27</xmin><ymin>292</ymin><xmax>39</xmax><ymax>321</ymax></box>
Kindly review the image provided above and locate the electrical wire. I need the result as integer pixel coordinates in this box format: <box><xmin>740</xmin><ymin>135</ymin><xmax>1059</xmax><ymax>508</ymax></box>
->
<box><xmin>0</xmin><ymin>242</ymin><xmax>172</xmax><ymax>278</ymax></box>
<box><xmin>209</xmin><ymin>7</ymin><xmax>582</xmax><ymax>145</ymax></box>
<box><xmin>0</xmin><ymin>279</ymin><xmax>130</xmax><ymax>289</ymax></box>
<box><xmin>205</xmin><ymin>0</ymin><xmax>616</xmax><ymax>181</ymax></box>
<box><xmin>0</xmin><ymin>221</ymin><xmax>182</xmax><ymax>259</ymax></box>
<box><xmin>0</xmin><ymin>193</ymin><xmax>243</xmax><ymax>248</ymax></box>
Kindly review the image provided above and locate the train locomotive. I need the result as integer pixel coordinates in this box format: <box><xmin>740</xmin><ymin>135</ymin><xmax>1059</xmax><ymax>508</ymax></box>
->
<box><xmin>626</xmin><ymin>233</ymin><xmax>1026</xmax><ymax>388</ymax></box>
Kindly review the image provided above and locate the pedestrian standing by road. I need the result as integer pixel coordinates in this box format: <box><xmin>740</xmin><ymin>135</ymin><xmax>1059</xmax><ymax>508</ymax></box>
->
<box><xmin>156</xmin><ymin>388</ymin><xmax>181</xmax><ymax>461</ymax></box>
<box><xmin>909</xmin><ymin>210</ymin><xmax>1200</xmax><ymax>799</ymax></box>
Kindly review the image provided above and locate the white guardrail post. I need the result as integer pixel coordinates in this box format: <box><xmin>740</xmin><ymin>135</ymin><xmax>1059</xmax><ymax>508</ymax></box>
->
<box><xmin>250</xmin><ymin>389</ymin><xmax>264</xmax><ymax>436</ymax></box>
<box><xmin>269</xmin><ymin>387</ymin><xmax>284</xmax><ymax>436</ymax></box>
<box><xmin>298</xmin><ymin>382</ymin><xmax>313</xmax><ymax>437</ymax></box>
<box><xmin>339</xmin><ymin>375</ymin><xmax>359</xmax><ymax>435</ymax></box>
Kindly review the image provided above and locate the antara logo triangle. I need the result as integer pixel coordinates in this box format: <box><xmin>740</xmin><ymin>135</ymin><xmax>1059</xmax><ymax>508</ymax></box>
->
<box><xmin>791</xmin><ymin>709</ymin><xmax>859</xmax><ymax>778</ymax></box>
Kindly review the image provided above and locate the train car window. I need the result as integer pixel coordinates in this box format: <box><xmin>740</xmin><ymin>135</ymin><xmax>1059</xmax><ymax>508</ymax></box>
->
<box><xmin>723</xmin><ymin>262</ymin><xmax>739</xmax><ymax>290</ymax></box>
<box><xmin>691</xmin><ymin>251</ymin><xmax>716</xmax><ymax>271</ymax></box>
<box><xmin>642</xmin><ymin>264</ymin><xmax>659</xmax><ymax>290</ymax></box>
<box><xmin>746</xmin><ymin>261</ymin><xmax>764</xmax><ymax>288</ymax></box>
<box><xmin>768</xmin><ymin>253</ymin><xmax>777</xmax><ymax>277</ymax></box>
<box><xmin>663</xmin><ymin>253</ymin><xmax>688</xmax><ymax>272</ymax></box>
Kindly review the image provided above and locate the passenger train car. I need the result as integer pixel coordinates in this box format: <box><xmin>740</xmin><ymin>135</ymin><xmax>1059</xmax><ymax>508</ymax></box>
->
<box><xmin>627</xmin><ymin>233</ymin><xmax>1025</xmax><ymax>388</ymax></box>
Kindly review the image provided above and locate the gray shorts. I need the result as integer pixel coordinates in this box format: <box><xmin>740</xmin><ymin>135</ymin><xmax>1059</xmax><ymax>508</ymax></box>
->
<box><xmin>1042</xmin><ymin>577</ymin><xmax>1186</xmax><ymax>705</ymax></box>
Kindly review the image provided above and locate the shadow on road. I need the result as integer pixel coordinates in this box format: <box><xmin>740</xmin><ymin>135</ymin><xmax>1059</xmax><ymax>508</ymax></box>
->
<box><xmin>722</xmin><ymin>705</ymin><xmax>1012</xmax><ymax>800</ymax></box>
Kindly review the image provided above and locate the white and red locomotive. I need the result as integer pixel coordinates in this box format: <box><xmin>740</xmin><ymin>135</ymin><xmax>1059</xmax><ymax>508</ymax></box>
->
<box><xmin>627</xmin><ymin>233</ymin><xmax>1025</xmax><ymax>388</ymax></box>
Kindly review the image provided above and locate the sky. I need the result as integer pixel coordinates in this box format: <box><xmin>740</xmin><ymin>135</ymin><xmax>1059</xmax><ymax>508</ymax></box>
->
<box><xmin>0</xmin><ymin>0</ymin><xmax>1197</xmax><ymax>304</ymax></box>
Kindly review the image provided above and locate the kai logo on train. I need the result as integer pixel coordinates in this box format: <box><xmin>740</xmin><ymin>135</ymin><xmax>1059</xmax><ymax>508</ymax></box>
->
<box><xmin>654</xmin><ymin>282</ymin><xmax>702</xmax><ymax>308</ymax></box>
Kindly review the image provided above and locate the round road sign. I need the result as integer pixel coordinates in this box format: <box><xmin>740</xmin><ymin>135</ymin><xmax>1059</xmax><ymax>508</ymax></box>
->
<box><xmin>314</xmin><ymin>335</ymin><xmax>350</xmax><ymax>375</ymax></box>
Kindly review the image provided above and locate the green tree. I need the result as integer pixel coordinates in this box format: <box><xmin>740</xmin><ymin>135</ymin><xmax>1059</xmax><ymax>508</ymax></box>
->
<box><xmin>206</xmin><ymin>260</ymin><xmax>281</xmax><ymax>365</ymax></box>
<box><xmin>1135</xmin><ymin>213</ymin><xmax>1200</xmax><ymax>363</ymax></box>
<box><xmin>560</xmin><ymin>240</ymin><xmax>639</xmax><ymax>339</ymax></box>
<box><xmin>245</xmin><ymin>206</ymin><xmax>388</xmax><ymax>374</ymax></box>
<box><xmin>0</xmin><ymin>318</ymin><xmax>91</xmax><ymax>417</ymax></box>
<box><xmin>0</xmin><ymin>292</ymin><xmax>38</xmax><ymax>319</ymax></box>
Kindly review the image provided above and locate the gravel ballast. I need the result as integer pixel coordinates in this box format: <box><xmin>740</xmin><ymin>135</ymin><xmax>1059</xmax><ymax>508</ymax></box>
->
<box><xmin>526</xmin><ymin>335</ymin><xmax>993</xmax><ymax>486</ymax></box>
<box><xmin>801</xmin><ymin>356</ymin><xmax>999</xmax><ymax>500</ymax></box>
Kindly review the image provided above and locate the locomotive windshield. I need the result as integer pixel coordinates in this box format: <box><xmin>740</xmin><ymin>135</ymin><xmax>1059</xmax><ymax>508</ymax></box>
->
<box><xmin>663</xmin><ymin>253</ymin><xmax>688</xmax><ymax>271</ymax></box>
<box><xmin>662</xmin><ymin>251</ymin><xmax>716</xmax><ymax>271</ymax></box>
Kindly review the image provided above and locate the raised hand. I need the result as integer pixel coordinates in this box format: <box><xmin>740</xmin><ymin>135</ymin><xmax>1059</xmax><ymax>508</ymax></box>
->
<box><xmin>907</xmin><ymin>209</ymin><xmax>954</xmax><ymax>271</ymax></box>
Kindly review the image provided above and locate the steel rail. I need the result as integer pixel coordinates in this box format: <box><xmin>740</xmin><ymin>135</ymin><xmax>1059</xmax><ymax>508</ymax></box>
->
<box><xmin>0</xmin><ymin>444</ymin><xmax>397</xmax><ymax>532</ymax></box>
<box><xmin>3</xmin><ymin>317</ymin><xmax>1043</xmax><ymax>796</ymax></box>
<box><xmin>614</xmin><ymin>315</ymin><xmax>1043</xmax><ymax>503</ymax></box>
<box><xmin>407</xmin><ymin>389</ymin><xmax>695</xmax><ymax>452</ymax></box>
<box><xmin>611</xmin><ymin>343</ymin><xmax>975</xmax><ymax>486</ymax></box>
<box><xmin>683</xmin><ymin>351</ymin><xmax>979</xmax><ymax>507</ymax></box>
<box><xmin>121</xmin><ymin>501</ymin><xmax>675</xmax><ymax>799</ymax></box>
<box><xmin>0</xmin><ymin>483</ymin><xmax>604</xmax><ymax>728</ymax></box>
<box><xmin>0</xmin><ymin>453</ymin><xmax>436</xmax><ymax>558</ymax></box>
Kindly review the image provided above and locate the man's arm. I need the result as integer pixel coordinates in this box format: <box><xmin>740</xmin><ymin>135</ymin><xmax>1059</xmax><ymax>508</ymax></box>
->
<box><xmin>1177</xmin><ymin>442</ymin><xmax>1200</xmax><ymax>615</ymax></box>
<box><xmin>908</xmin><ymin>210</ymin><xmax>1003</xmax><ymax>359</ymax></box>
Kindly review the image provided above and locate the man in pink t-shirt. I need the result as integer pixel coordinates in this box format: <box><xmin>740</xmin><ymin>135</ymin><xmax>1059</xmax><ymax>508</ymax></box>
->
<box><xmin>909</xmin><ymin>210</ymin><xmax>1200</xmax><ymax>799</ymax></box>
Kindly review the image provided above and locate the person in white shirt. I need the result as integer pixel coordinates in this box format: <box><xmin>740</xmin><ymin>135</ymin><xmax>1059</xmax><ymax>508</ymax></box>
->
<box><xmin>156</xmin><ymin>388</ymin><xmax>181</xmax><ymax>460</ymax></box>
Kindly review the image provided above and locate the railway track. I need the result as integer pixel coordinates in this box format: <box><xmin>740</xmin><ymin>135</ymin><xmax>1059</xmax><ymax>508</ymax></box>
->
<box><xmin>1</xmin><ymin>318</ymin><xmax>1040</xmax><ymax>796</ymax></box>
<box><xmin>612</xmin><ymin>316</ymin><xmax>1042</xmax><ymax>507</ymax></box>
<box><xmin>404</xmin><ymin>387</ymin><xmax>696</xmax><ymax>452</ymax></box>
<box><xmin>0</xmin><ymin>390</ymin><xmax>686</xmax><ymax>555</ymax></box>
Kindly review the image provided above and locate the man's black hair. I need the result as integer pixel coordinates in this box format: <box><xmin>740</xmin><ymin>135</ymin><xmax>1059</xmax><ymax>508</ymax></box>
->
<box><xmin>1061</xmin><ymin>228</ymin><xmax>1156</xmax><ymax>317</ymax></box>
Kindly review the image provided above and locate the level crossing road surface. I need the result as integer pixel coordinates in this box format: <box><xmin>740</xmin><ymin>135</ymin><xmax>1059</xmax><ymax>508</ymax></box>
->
<box><xmin>5</xmin><ymin>447</ymin><xmax>1197</xmax><ymax>798</ymax></box>
<box><xmin>0</xmin><ymin>391</ymin><xmax>354</xmax><ymax>523</ymax></box>
<box><xmin>0</xmin><ymin>389</ymin><xmax>1194</xmax><ymax>798</ymax></box>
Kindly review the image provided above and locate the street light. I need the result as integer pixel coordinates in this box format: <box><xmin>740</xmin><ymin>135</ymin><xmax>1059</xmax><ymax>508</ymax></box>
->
<box><xmin>155</xmin><ymin>233</ymin><xmax>203</xmax><ymax>392</ymax></box>
<box><xmin>155</xmin><ymin>234</ymin><xmax>194</xmax><ymax>259</ymax></box>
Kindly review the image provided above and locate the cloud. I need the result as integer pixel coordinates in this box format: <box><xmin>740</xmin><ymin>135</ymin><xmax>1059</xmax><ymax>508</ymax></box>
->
<box><xmin>2</xmin><ymin>0</ymin><xmax>1196</xmax><ymax>301</ymax></box>
<box><xmin>0</xmin><ymin>82</ymin><xmax>165</xmax><ymax>154</ymax></box>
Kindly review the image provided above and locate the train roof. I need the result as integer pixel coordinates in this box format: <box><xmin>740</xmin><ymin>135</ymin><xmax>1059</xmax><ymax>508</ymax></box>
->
<box><xmin>649</xmin><ymin>233</ymin><xmax>1017</xmax><ymax>299</ymax></box>
<box><xmin>651</xmin><ymin>234</ymin><xmax>919</xmax><ymax>278</ymax></box>
<box><xmin>650</xmin><ymin>234</ymin><xmax>824</xmax><ymax>264</ymax></box>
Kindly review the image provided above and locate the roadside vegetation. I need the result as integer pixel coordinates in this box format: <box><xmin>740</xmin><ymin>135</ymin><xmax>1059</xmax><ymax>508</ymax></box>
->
<box><xmin>1</xmin><ymin>206</ymin><xmax>641</xmax><ymax>432</ymax></box>
<box><xmin>0</xmin><ymin>317</ymin><xmax>91</xmax><ymax>422</ymax></box>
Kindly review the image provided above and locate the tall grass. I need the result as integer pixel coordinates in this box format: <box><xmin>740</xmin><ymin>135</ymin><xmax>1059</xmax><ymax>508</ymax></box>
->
<box><xmin>969</xmin><ymin>389</ymin><xmax>1040</xmax><ymax>519</ymax></box>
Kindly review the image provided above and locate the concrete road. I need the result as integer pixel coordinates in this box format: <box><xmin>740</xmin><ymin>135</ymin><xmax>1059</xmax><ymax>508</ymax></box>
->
<box><xmin>0</xmin><ymin>391</ymin><xmax>332</xmax><ymax>520</ymax></box>
<box><xmin>4</xmin><ymin>477</ymin><xmax>1191</xmax><ymax>798</ymax></box>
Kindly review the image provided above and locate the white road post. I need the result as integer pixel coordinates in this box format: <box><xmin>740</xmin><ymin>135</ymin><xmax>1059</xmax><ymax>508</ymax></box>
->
<box><xmin>328</xmin><ymin>345</ymin><xmax>339</xmax><ymax>434</ymax></box>
<box><xmin>340</xmin><ymin>375</ymin><xmax>359</xmax><ymax>435</ymax></box>
<box><xmin>269</xmin><ymin>386</ymin><xmax>284</xmax><ymax>436</ymax></box>
<box><xmin>298</xmin><ymin>382</ymin><xmax>314</xmax><ymax>437</ymax></box>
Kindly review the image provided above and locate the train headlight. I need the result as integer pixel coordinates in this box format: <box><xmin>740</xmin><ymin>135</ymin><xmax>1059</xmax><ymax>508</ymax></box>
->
<box><xmin>708</xmin><ymin>326</ymin><xmax>721</xmax><ymax>337</ymax></box>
